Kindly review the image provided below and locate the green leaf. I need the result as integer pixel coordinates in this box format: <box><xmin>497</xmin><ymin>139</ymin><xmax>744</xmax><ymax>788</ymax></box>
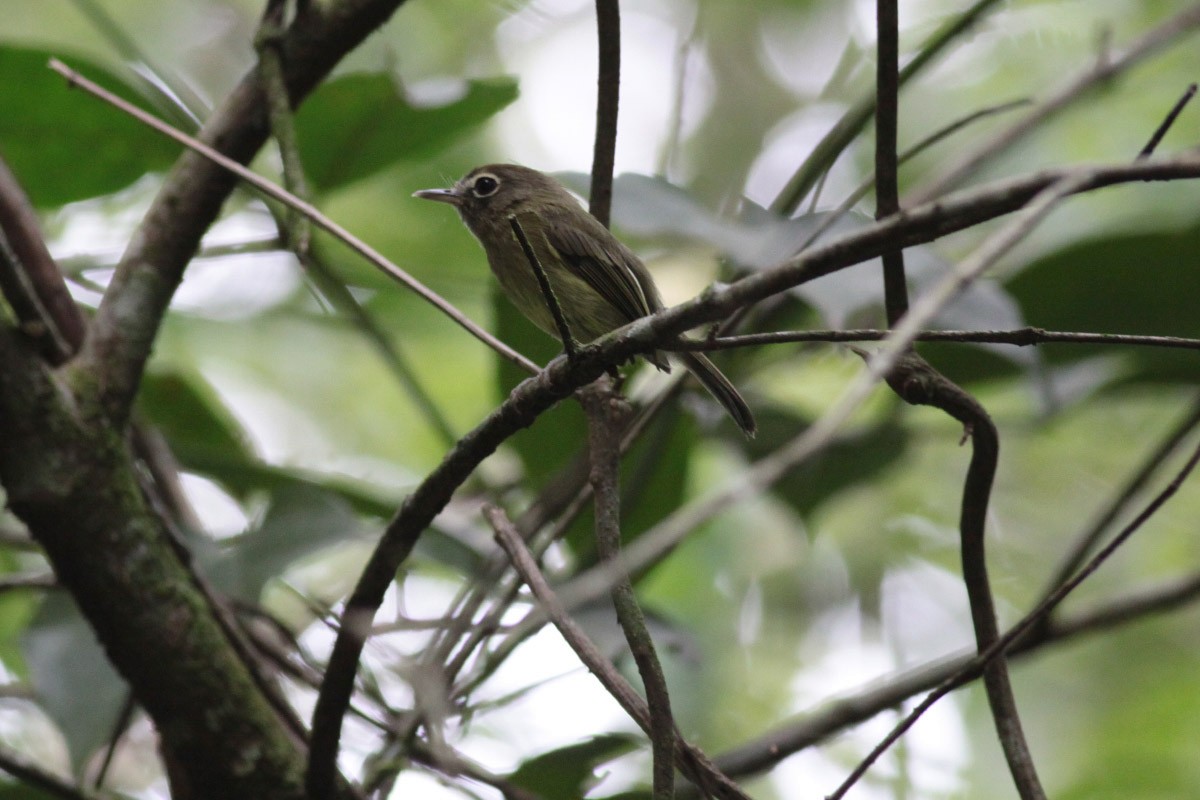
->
<box><xmin>0</xmin><ymin>46</ymin><xmax>178</xmax><ymax>207</ymax></box>
<box><xmin>0</xmin><ymin>784</ymin><xmax>63</xmax><ymax>800</ymax></box>
<box><xmin>138</xmin><ymin>370</ymin><xmax>397</xmax><ymax>517</ymax></box>
<box><xmin>1006</xmin><ymin>224</ymin><xmax>1200</xmax><ymax>385</ymax></box>
<box><xmin>21</xmin><ymin>594</ymin><xmax>126</xmax><ymax>774</ymax></box>
<box><xmin>138</xmin><ymin>371</ymin><xmax>252</xmax><ymax>466</ymax></box>
<box><xmin>508</xmin><ymin>733</ymin><xmax>641</xmax><ymax>800</ymax></box>
<box><xmin>296</xmin><ymin>73</ymin><xmax>518</xmax><ymax>192</ymax></box>
<box><xmin>749</xmin><ymin>410</ymin><xmax>909</xmax><ymax>516</ymax></box>
<box><xmin>206</xmin><ymin>485</ymin><xmax>368</xmax><ymax>601</ymax></box>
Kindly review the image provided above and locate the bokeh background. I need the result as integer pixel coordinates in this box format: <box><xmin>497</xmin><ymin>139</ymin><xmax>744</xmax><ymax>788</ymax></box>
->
<box><xmin>2</xmin><ymin>0</ymin><xmax>1200</xmax><ymax>798</ymax></box>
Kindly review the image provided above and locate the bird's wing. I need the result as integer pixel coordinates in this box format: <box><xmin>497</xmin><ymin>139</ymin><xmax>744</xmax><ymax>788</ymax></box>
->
<box><xmin>530</xmin><ymin>208</ymin><xmax>659</xmax><ymax>324</ymax></box>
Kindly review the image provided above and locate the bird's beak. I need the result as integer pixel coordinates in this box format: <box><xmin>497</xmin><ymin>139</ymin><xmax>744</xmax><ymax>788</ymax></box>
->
<box><xmin>412</xmin><ymin>187</ymin><xmax>463</xmax><ymax>206</ymax></box>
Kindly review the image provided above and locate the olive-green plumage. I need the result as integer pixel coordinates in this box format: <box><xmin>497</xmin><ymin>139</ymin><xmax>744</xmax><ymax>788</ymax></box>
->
<box><xmin>414</xmin><ymin>164</ymin><xmax>755</xmax><ymax>437</ymax></box>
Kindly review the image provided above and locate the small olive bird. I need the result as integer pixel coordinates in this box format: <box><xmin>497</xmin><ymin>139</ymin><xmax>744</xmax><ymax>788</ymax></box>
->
<box><xmin>414</xmin><ymin>164</ymin><xmax>756</xmax><ymax>437</ymax></box>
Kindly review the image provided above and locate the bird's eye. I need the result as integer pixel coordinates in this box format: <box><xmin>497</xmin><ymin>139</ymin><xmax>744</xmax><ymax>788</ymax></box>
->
<box><xmin>471</xmin><ymin>175</ymin><xmax>500</xmax><ymax>197</ymax></box>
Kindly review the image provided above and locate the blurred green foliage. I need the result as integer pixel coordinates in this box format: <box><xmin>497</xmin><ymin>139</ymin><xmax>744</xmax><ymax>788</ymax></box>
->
<box><xmin>1</xmin><ymin>0</ymin><xmax>1199</xmax><ymax>798</ymax></box>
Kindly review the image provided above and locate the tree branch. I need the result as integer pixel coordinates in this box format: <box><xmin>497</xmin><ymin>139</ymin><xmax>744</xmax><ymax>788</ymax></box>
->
<box><xmin>911</xmin><ymin>3</ymin><xmax>1200</xmax><ymax>204</ymax></box>
<box><xmin>875</xmin><ymin>0</ymin><xmax>908</xmax><ymax>324</ymax></box>
<box><xmin>49</xmin><ymin>58</ymin><xmax>537</xmax><ymax>386</ymax></box>
<box><xmin>877</xmin><ymin>352</ymin><xmax>1045</xmax><ymax>798</ymax></box>
<box><xmin>487</xmin><ymin>505</ymin><xmax>749</xmax><ymax>800</ymax></box>
<box><xmin>589</xmin><ymin>0</ymin><xmax>620</xmax><ymax>226</ymax></box>
<box><xmin>580</xmin><ymin>382</ymin><xmax>674</xmax><ymax>799</ymax></box>
<box><xmin>671</xmin><ymin>327</ymin><xmax>1200</xmax><ymax>352</ymax></box>
<box><xmin>60</xmin><ymin>0</ymin><xmax>423</xmax><ymax>425</ymax></box>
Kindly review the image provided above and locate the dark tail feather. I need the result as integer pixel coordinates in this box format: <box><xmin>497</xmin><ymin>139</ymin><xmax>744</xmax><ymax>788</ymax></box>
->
<box><xmin>679</xmin><ymin>352</ymin><xmax>756</xmax><ymax>437</ymax></box>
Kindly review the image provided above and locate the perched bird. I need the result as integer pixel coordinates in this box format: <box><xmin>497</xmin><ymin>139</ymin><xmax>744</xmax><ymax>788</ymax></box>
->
<box><xmin>414</xmin><ymin>164</ymin><xmax>755</xmax><ymax>437</ymax></box>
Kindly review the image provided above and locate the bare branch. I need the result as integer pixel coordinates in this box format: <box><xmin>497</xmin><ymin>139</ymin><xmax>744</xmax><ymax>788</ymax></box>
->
<box><xmin>875</xmin><ymin>352</ymin><xmax>1045</xmax><ymax>799</ymax></box>
<box><xmin>672</xmin><ymin>327</ymin><xmax>1200</xmax><ymax>352</ymax></box>
<box><xmin>589</xmin><ymin>0</ymin><xmax>620</xmax><ymax>226</ymax></box>
<box><xmin>1138</xmin><ymin>83</ymin><xmax>1197</xmax><ymax>159</ymax></box>
<box><xmin>827</xmin><ymin>434</ymin><xmax>1200</xmax><ymax>799</ymax></box>
<box><xmin>487</xmin><ymin>505</ymin><xmax>750</xmax><ymax>800</ymax></box>
<box><xmin>911</xmin><ymin>4</ymin><xmax>1200</xmax><ymax>204</ymax></box>
<box><xmin>48</xmin><ymin>59</ymin><xmax>538</xmax><ymax>389</ymax></box>
<box><xmin>580</xmin><ymin>382</ymin><xmax>674</xmax><ymax>799</ymax></box>
<box><xmin>875</xmin><ymin>0</ymin><xmax>908</xmax><ymax>324</ymax></box>
<box><xmin>0</xmin><ymin>156</ymin><xmax>82</xmax><ymax>361</ymax></box>
<box><xmin>511</xmin><ymin>216</ymin><xmax>577</xmax><ymax>358</ymax></box>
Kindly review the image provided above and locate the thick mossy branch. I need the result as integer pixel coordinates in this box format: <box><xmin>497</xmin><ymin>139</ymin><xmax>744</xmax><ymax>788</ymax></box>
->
<box><xmin>0</xmin><ymin>332</ymin><xmax>309</xmax><ymax>799</ymax></box>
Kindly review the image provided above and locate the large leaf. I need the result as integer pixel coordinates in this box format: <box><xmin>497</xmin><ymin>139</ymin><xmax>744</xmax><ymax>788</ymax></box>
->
<box><xmin>296</xmin><ymin>73</ymin><xmax>518</xmax><ymax>192</ymax></box>
<box><xmin>138</xmin><ymin>371</ymin><xmax>252</xmax><ymax>466</ymax></box>
<box><xmin>205</xmin><ymin>484</ymin><xmax>369</xmax><ymax>601</ymax></box>
<box><xmin>1005</xmin><ymin>223</ymin><xmax>1200</xmax><ymax>384</ymax></box>
<box><xmin>749</xmin><ymin>409</ymin><xmax>910</xmax><ymax>517</ymax></box>
<box><xmin>21</xmin><ymin>594</ymin><xmax>126</xmax><ymax>774</ymax></box>
<box><xmin>507</xmin><ymin>733</ymin><xmax>641</xmax><ymax>800</ymax></box>
<box><xmin>0</xmin><ymin>47</ymin><xmax>178</xmax><ymax>207</ymax></box>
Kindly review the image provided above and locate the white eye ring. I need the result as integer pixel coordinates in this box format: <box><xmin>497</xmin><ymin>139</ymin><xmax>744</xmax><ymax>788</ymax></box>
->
<box><xmin>471</xmin><ymin>174</ymin><xmax>500</xmax><ymax>197</ymax></box>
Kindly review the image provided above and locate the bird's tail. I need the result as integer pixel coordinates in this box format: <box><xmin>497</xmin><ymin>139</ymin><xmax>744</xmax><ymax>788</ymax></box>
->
<box><xmin>679</xmin><ymin>352</ymin><xmax>756</xmax><ymax>437</ymax></box>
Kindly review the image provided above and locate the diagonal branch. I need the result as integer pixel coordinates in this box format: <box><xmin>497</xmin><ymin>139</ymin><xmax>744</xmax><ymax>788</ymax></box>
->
<box><xmin>709</xmin><ymin>568</ymin><xmax>1200</xmax><ymax>784</ymax></box>
<box><xmin>487</xmin><ymin>505</ymin><xmax>749</xmax><ymax>800</ymax></box>
<box><xmin>827</xmin><ymin>433</ymin><xmax>1200</xmax><ymax>799</ymax></box>
<box><xmin>49</xmin><ymin>58</ymin><xmax>537</xmax><ymax>388</ymax></box>
<box><xmin>305</xmin><ymin>153</ymin><xmax>1200</xmax><ymax>799</ymax></box>
<box><xmin>59</xmin><ymin>0</ymin><xmax>420</xmax><ymax>425</ymax></box>
<box><xmin>911</xmin><ymin>3</ymin><xmax>1200</xmax><ymax>204</ymax></box>
<box><xmin>0</xmin><ymin>157</ymin><xmax>83</xmax><ymax>361</ymax></box>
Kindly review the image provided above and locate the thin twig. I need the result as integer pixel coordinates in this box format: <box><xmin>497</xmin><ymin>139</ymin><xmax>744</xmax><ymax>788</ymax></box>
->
<box><xmin>510</xmin><ymin>217</ymin><xmax>576</xmax><ymax>359</ymax></box>
<box><xmin>911</xmin><ymin>4</ymin><xmax>1200</xmax><ymax>204</ymax></box>
<box><xmin>1137</xmin><ymin>83</ymin><xmax>1197</xmax><ymax>159</ymax></box>
<box><xmin>486</xmin><ymin>505</ymin><xmax>750</xmax><ymax>800</ymax></box>
<box><xmin>0</xmin><ymin>157</ymin><xmax>81</xmax><ymax>360</ymax></box>
<box><xmin>827</xmin><ymin>434</ymin><xmax>1200</xmax><ymax>799</ymax></box>
<box><xmin>48</xmin><ymin>58</ymin><xmax>538</xmax><ymax>378</ymax></box>
<box><xmin>580</xmin><ymin>383</ymin><xmax>674</xmax><ymax>799</ymax></box>
<box><xmin>881</xmin><ymin>352</ymin><xmax>1045</xmax><ymax>798</ymax></box>
<box><xmin>671</xmin><ymin>327</ymin><xmax>1200</xmax><ymax>352</ymax></box>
